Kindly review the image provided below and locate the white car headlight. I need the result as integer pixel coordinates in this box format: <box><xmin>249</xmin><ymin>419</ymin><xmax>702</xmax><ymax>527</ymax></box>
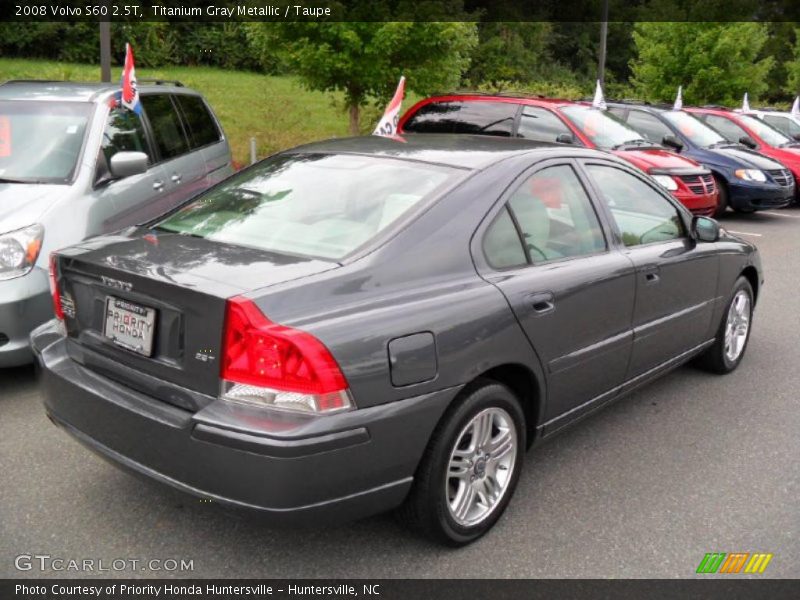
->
<box><xmin>734</xmin><ymin>169</ymin><xmax>767</xmax><ymax>182</ymax></box>
<box><xmin>652</xmin><ymin>175</ymin><xmax>679</xmax><ymax>191</ymax></box>
<box><xmin>0</xmin><ymin>224</ymin><xmax>44</xmax><ymax>281</ymax></box>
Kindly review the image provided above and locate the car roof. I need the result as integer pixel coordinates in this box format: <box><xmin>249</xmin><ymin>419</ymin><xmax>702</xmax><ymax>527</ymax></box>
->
<box><xmin>417</xmin><ymin>93</ymin><xmax>576</xmax><ymax>109</ymax></box>
<box><xmin>0</xmin><ymin>80</ymin><xmax>198</xmax><ymax>103</ymax></box>
<box><xmin>605</xmin><ymin>101</ymin><xmax>674</xmax><ymax>113</ymax></box>
<box><xmin>285</xmin><ymin>134</ymin><xmax>608</xmax><ymax>170</ymax></box>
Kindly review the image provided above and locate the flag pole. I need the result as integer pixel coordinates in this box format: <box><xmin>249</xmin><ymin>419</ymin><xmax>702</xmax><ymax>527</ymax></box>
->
<box><xmin>99</xmin><ymin>21</ymin><xmax>111</xmax><ymax>83</ymax></box>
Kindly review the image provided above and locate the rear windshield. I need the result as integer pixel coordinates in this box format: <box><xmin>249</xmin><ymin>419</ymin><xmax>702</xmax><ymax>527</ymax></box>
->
<box><xmin>156</xmin><ymin>153</ymin><xmax>458</xmax><ymax>260</ymax></box>
<box><xmin>0</xmin><ymin>100</ymin><xmax>92</xmax><ymax>183</ymax></box>
<box><xmin>402</xmin><ymin>101</ymin><xmax>518</xmax><ymax>137</ymax></box>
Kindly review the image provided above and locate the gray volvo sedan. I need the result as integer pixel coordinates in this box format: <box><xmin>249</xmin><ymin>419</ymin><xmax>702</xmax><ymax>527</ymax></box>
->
<box><xmin>33</xmin><ymin>135</ymin><xmax>762</xmax><ymax>545</ymax></box>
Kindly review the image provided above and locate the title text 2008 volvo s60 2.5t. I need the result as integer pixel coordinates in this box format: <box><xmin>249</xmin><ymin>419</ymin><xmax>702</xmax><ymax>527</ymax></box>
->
<box><xmin>33</xmin><ymin>135</ymin><xmax>762</xmax><ymax>545</ymax></box>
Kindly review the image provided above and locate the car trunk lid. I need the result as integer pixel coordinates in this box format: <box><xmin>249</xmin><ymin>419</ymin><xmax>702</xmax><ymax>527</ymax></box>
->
<box><xmin>55</xmin><ymin>229</ymin><xmax>336</xmax><ymax>405</ymax></box>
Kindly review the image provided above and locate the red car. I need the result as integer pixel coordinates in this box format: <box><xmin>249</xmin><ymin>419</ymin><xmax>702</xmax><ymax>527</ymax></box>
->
<box><xmin>399</xmin><ymin>95</ymin><xmax>719</xmax><ymax>215</ymax></box>
<box><xmin>686</xmin><ymin>106</ymin><xmax>800</xmax><ymax>199</ymax></box>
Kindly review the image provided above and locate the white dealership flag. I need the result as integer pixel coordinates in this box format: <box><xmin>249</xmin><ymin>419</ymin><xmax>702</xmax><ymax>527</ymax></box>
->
<box><xmin>373</xmin><ymin>76</ymin><xmax>406</xmax><ymax>137</ymax></box>
<box><xmin>791</xmin><ymin>96</ymin><xmax>800</xmax><ymax>118</ymax></box>
<box><xmin>742</xmin><ymin>92</ymin><xmax>751</xmax><ymax>112</ymax></box>
<box><xmin>591</xmin><ymin>79</ymin><xmax>607</xmax><ymax>110</ymax></box>
<box><xmin>673</xmin><ymin>85</ymin><xmax>683</xmax><ymax>110</ymax></box>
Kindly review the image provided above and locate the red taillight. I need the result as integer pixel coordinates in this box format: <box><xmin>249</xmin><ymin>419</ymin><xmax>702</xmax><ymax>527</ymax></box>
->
<box><xmin>49</xmin><ymin>253</ymin><xmax>64</xmax><ymax>321</ymax></box>
<box><xmin>221</xmin><ymin>296</ymin><xmax>348</xmax><ymax>397</ymax></box>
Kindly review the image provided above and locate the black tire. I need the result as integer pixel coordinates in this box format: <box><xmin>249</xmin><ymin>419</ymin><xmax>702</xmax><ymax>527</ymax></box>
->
<box><xmin>694</xmin><ymin>276</ymin><xmax>754</xmax><ymax>374</ymax></box>
<box><xmin>397</xmin><ymin>379</ymin><xmax>526</xmax><ymax>546</ymax></box>
<box><xmin>713</xmin><ymin>176</ymin><xmax>728</xmax><ymax>218</ymax></box>
<box><xmin>733</xmin><ymin>206</ymin><xmax>755</xmax><ymax>214</ymax></box>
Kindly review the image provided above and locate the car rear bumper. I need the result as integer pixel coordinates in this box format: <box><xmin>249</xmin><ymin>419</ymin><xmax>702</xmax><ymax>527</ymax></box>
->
<box><xmin>0</xmin><ymin>267</ymin><xmax>52</xmax><ymax>367</ymax></box>
<box><xmin>672</xmin><ymin>189</ymin><xmax>718</xmax><ymax>216</ymax></box>
<box><xmin>727</xmin><ymin>180</ymin><xmax>794</xmax><ymax>210</ymax></box>
<box><xmin>32</xmin><ymin>325</ymin><xmax>458</xmax><ymax>524</ymax></box>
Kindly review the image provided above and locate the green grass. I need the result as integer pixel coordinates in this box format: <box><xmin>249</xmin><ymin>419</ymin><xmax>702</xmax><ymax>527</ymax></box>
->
<box><xmin>0</xmin><ymin>58</ymin><xmax>373</xmax><ymax>165</ymax></box>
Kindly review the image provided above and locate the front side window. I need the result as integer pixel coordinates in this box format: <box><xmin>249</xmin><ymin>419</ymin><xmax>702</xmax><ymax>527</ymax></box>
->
<box><xmin>101</xmin><ymin>107</ymin><xmax>150</xmax><ymax>164</ymax></box>
<box><xmin>156</xmin><ymin>153</ymin><xmax>459</xmax><ymax>260</ymax></box>
<box><xmin>560</xmin><ymin>105</ymin><xmax>647</xmax><ymax>149</ymax></box>
<box><xmin>662</xmin><ymin>110</ymin><xmax>725</xmax><ymax>147</ymax></box>
<box><xmin>174</xmin><ymin>94</ymin><xmax>221</xmax><ymax>148</ymax></box>
<box><xmin>516</xmin><ymin>106</ymin><xmax>574</xmax><ymax>143</ymax></box>
<box><xmin>141</xmin><ymin>94</ymin><xmax>189</xmax><ymax>160</ymax></box>
<box><xmin>507</xmin><ymin>164</ymin><xmax>606</xmax><ymax>262</ymax></box>
<box><xmin>402</xmin><ymin>101</ymin><xmax>518</xmax><ymax>137</ymax></box>
<box><xmin>0</xmin><ymin>100</ymin><xmax>91</xmax><ymax>183</ymax></box>
<box><xmin>586</xmin><ymin>164</ymin><xmax>684</xmax><ymax>247</ymax></box>
<box><xmin>626</xmin><ymin>110</ymin><xmax>672</xmax><ymax>143</ymax></box>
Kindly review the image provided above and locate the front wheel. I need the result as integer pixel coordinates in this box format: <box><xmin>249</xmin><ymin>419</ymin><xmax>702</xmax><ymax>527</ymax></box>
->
<box><xmin>695</xmin><ymin>276</ymin><xmax>754</xmax><ymax>373</ymax></box>
<box><xmin>397</xmin><ymin>380</ymin><xmax>526</xmax><ymax>546</ymax></box>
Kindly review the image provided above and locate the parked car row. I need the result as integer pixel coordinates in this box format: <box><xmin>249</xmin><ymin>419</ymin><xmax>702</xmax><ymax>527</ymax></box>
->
<box><xmin>3</xmin><ymin>80</ymin><xmax>765</xmax><ymax>546</ymax></box>
<box><xmin>398</xmin><ymin>94</ymin><xmax>798</xmax><ymax>218</ymax></box>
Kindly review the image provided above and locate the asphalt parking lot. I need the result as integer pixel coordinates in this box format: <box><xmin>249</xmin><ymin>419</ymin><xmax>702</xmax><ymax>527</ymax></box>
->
<box><xmin>1</xmin><ymin>208</ymin><xmax>798</xmax><ymax>579</ymax></box>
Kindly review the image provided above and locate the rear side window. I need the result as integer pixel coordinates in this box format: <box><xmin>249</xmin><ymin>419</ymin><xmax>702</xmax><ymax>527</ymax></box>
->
<box><xmin>141</xmin><ymin>94</ymin><xmax>189</xmax><ymax>160</ymax></box>
<box><xmin>402</xmin><ymin>101</ymin><xmax>517</xmax><ymax>137</ymax></box>
<box><xmin>516</xmin><ymin>106</ymin><xmax>575</xmax><ymax>143</ymax></box>
<box><xmin>174</xmin><ymin>94</ymin><xmax>221</xmax><ymax>148</ymax></box>
<box><xmin>101</xmin><ymin>107</ymin><xmax>150</xmax><ymax>163</ymax></box>
<box><xmin>483</xmin><ymin>207</ymin><xmax>527</xmax><ymax>269</ymax></box>
<box><xmin>508</xmin><ymin>165</ymin><xmax>606</xmax><ymax>262</ymax></box>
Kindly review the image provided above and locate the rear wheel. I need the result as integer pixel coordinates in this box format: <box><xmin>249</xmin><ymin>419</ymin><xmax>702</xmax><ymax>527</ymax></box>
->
<box><xmin>397</xmin><ymin>380</ymin><xmax>525</xmax><ymax>546</ymax></box>
<box><xmin>712</xmin><ymin>176</ymin><xmax>728</xmax><ymax>218</ymax></box>
<box><xmin>695</xmin><ymin>276</ymin><xmax>754</xmax><ymax>373</ymax></box>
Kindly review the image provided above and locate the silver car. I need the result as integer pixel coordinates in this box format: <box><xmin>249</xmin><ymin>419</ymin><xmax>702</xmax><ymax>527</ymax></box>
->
<box><xmin>0</xmin><ymin>80</ymin><xmax>233</xmax><ymax>366</ymax></box>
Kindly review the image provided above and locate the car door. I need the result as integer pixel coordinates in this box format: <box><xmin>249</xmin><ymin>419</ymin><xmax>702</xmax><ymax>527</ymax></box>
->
<box><xmin>90</xmin><ymin>104</ymin><xmax>166</xmax><ymax>234</ymax></box>
<box><xmin>476</xmin><ymin>160</ymin><xmax>636</xmax><ymax>426</ymax></box>
<box><xmin>582</xmin><ymin>161</ymin><xmax>719</xmax><ymax>378</ymax></box>
<box><xmin>140</xmin><ymin>93</ymin><xmax>209</xmax><ymax>210</ymax></box>
<box><xmin>515</xmin><ymin>106</ymin><xmax>581</xmax><ymax>145</ymax></box>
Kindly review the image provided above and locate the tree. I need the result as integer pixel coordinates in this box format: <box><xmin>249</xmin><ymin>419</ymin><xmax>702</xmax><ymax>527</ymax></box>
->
<box><xmin>465</xmin><ymin>22</ymin><xmax>553</xmax><ymax>89</ymax></box>
<box><xmin>250</xmin><ymin>22</ymin><xmax>478</xmax><ymax>134</ymax></box>
<box><xmin>630</xmin><ymin>22</ymin><xmax>774</xmax><ymax>105</ymax></box>
<box><xmin>784</xmin><ymin>28</ymin><xmax>800</xmax><ymax>98</ymax></box>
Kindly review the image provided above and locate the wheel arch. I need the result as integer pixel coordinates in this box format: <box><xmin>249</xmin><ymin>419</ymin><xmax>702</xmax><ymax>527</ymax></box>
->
<box><xmin>741</xmin><ymin>265</ymin><xmax>760</xmax><ymax>303</ymax></box>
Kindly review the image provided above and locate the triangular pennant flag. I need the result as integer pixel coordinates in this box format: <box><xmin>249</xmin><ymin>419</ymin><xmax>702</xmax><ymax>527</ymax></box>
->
<box><xmin>591</xmin><ymin>80</ymin><xmax>607</xmax><ymax>110</ymax></box>
<box><xmin>791</xmin><ymin>96</ymin><xmax>800</xmax><ymax>118</ymax></box>
<box><xmin>373</xmin><ymin>76</ymin><xmax>406</xmax><ymax>137</ymax></box>
<box><xmin>673</xmin><ymin>85</ymin><xmax>683</xmax><ymax>111</ymax></box>
<box><xmin>742</xmin><ymin>92</ymin><xmax>750</xmax><ymax>113</ymax></box>
<box><xmin>120</xmin><ymin>43</ymin><xmax>142</xmax><ymax>115</ymax></box>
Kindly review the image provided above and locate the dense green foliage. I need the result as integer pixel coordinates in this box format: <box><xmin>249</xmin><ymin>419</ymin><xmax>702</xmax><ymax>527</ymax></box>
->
<box><xmin>2</xmin><ymin>20</ymin><xmax>800</xmax><ymax>117</ymax></box>
<box><xmin>630</xmin><ymin>22</ymin><xmax>775</xmax><ymax>106</ymax></box>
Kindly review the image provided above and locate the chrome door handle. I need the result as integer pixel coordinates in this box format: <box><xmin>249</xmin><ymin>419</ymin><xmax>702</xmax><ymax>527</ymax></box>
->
<box><xmin>153</xmin><ymin>181</ymin><xmax>164</xmax><ymax>191</ymax></box>
<box><xmin>171</xmin><ymin>174</ymin><xmax>182</xmax><ymax>183</ymax></box>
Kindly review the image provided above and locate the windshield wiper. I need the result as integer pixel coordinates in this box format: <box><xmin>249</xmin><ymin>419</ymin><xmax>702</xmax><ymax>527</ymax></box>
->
<box><xmin>0</xmin><ymin>176</ymin><xmax>37</xmax><ymax>184</ymax></box>
<box><xmin>612</xmin><ymin>139</ymin><xmax>647</xmax><ymax>150</ymax></box>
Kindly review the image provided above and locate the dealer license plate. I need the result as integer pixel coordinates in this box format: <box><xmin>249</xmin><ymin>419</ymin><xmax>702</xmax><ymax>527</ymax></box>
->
<box><xmin>103</xmin><ymin>296</ymin><xmax>156</xmax><ymax>356</ymax></box>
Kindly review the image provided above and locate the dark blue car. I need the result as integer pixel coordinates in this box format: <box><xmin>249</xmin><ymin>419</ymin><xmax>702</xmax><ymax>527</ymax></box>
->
<box><xmin>608</xmin><ymin>103</ymin><xmax>795</xmax><ymax>217</ymax></box>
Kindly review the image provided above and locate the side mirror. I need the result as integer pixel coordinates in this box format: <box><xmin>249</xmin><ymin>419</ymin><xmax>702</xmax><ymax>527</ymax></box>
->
<box><xmin>555</xmin><ymin>132</ymin><xmax>575</xmax><ymax>145</ymax></box>
<box><xmin>739</xmin><ymin>136</ymin><xmax>757</xmax><ymax>149</ymax></box>
<box><xmin>693</xmin><ymin>216</ymin><xmax>720</xmax><ymax>242</ymax></box>
<box><xmin>109</xmin><ymin>151</ymin><xmax>148</xmax><ymax>180</ymax></box>
<box><xmin>662</xmin><ymin>134</ymin><xmax>683</xmax><ymax>152</ymax></box>
<box><xmin>793</xmin><ymin>133</ymin><xmax>800</xmax><ymax>141</ymax></box>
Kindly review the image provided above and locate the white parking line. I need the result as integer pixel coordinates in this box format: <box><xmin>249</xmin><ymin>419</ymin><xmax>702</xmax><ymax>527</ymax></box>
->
<box><xmin>762</xmin><ymin>211</ymin><xmax>800</xmax><ymax>219</ymax></box>
<box><xmin>726</xmin><ymin>230</ymin><xmax>763</xmax><ymax>237</ymax></box>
